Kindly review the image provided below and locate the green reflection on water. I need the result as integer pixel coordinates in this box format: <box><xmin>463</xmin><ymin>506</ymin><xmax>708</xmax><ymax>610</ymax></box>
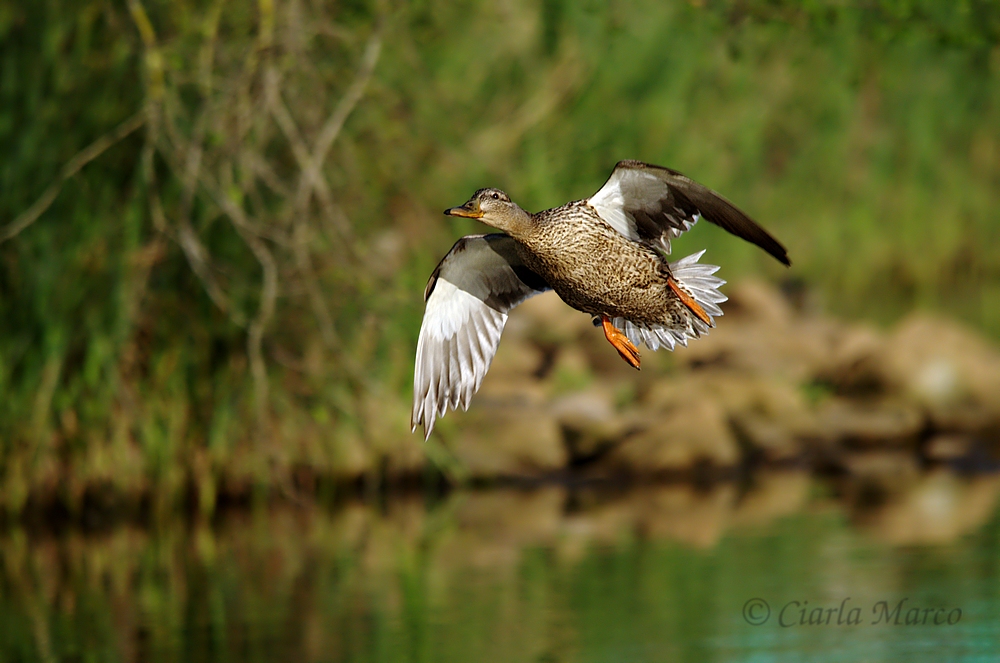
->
<box><xmin>1</xmin><ymin>471</ymin><xmax>999</xmax><ymax>663</ymax></box>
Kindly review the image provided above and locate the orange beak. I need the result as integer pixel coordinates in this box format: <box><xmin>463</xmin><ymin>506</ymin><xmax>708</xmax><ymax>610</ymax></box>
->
<box><xmin>444</xmin><ymin>200</ymin><xmax>483</xmax><ymax>218</ymax></box>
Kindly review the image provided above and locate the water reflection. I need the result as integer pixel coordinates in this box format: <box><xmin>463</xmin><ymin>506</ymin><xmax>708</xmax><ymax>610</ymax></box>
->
<box><xmin>841</xmin><ymin>465</ymin><xmax>1000</xmax><ymax>545</ymax></box>
<box><xmin>2</xmin><ymin>468</ymin><xmax>999</xmax><ymax>662</ymax></box>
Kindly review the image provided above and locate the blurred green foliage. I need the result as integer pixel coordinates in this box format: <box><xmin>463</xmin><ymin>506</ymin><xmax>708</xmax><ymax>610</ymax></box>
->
<box><xmin>1</xmin><ymin>0</ymin><xmax>999</xmax><ymax>516</ymax></box>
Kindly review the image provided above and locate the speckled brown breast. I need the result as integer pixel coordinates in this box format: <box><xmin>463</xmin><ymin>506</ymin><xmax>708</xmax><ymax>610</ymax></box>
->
<box><xmin>513</xmin><ymin>200</ymin><xmax>686</xmax><ymax>327</ymax></box>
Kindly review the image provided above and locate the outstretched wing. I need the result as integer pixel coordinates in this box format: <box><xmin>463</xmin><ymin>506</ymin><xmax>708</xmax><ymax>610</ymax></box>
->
<box><xmin>587</xmin><ymin>160</ymin><xmax>790</xmax><ymax>266</ymax></box>
<box><xmin>412</xmin><ymin>233</ymin><xmax>550</xmax><ymax>439</ymax></box>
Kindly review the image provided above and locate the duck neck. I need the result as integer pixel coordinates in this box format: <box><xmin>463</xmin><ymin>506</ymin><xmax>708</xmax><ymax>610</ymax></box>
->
<box><xmin>498</xmin><ymin>206</ymin><xmax>538</xmax><ymax>242</ymax></box>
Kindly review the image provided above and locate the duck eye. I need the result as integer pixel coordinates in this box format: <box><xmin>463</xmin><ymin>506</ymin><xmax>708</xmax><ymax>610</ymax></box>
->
<box><xmin>491</xmin><ymin>193</ymin><xmax>499</xmax><ymax>200</ymax></box>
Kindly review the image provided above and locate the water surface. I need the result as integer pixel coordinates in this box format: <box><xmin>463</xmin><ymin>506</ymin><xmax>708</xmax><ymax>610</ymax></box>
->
<box><xmin>2</xmin><ymin>470</ymin><xmax>998</xmax><ymax>662</ymax></box>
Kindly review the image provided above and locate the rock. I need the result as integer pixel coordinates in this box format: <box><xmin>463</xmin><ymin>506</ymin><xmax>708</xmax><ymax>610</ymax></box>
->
<box><xmin>475</xmin><ymin>375</ymin><xmax>549</xmax><ymax>408</ymax></box>
<box><xmin>513</xmin><ymin>290</ymin><xmax>592</xmax><ymax>346</ymax></box>
<box><xmin>862</xmin><ymin>314</ymin><xmax>1000</xmax><ymax>430</ymax></box>
<box><xmin>927</xmin><ymin>404</ymin><xmax>996</xmax><ymax>435</ymax></box>
<box><xmin>481</xmin><ymin>334</ymin><xmax>546</xmax><ymax>385</ymax></box>
<box><xmin>550</xmin><ymin>389</ymin><xmax>629</xmax><ymax>461</ymax></box>
<box><xmin>721</xmin><ymin>280</ymin><xmax>795</xmax><ymax>326</ymax></box>
<box><xmin>598</xmin><ymin>395</ymin><xmax>740</xmax><ymax>474</ymax></box>
<box><xmin>449</xmin><ymin>403</ymin><xmax>567</xmax><ymax>478</ymax></box>
<box><xmin>816</xmin><ymin>398</ymin><xmax>924</xmax><ymax>447</ymax></box>
<box><xmin>646</xmin><ymin>374</ymin><xmax>814</xmax><ymax>460</ymax></box>
<box><xmin>551</xmin><ymin>387</ymin><xmax>616</xmax><ymax>424</ymax></box>
<box><xmin>923</xmin><ymin>434</ymin><xmax>975</xmax><ymax>461</ymax></box>
<box><xmin>576</xmin><ymin>321</ymin><xmax>668</xmax><ymax>380</ymax></box>
<box><xmin>676</xmin><ymin>281</ymin><xmax>845</xmax><ymax>382</ymax></box>
<box><xmin>713</xmin><ymin>375</ymin><xmax>816</xmax><ymax>459</ymax></box>
<box><xmin>474</xmin><ymin>323</ymin><xmax>551</xmax><ymax>407</ymax></box>
<box><xmin>733</xmin><ymin>414</ymin><xmax>802</xmax><ymax>460</ymax></box>
<box><xmin>814</xmin><ymin>323</ymin><xmax>887</xmax><ymax>394</ymax></box>
<box><xmin>841</xmin><ymin>450</ymin><xmax>921</xmax><ymax>489</ymax></box>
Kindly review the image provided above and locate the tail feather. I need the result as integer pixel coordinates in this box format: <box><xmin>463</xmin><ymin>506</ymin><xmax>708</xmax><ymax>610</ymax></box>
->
<box><xmin>613</xmin><ymin>250</ymin><xmax>727</xmax><ymax>352</ymax></box>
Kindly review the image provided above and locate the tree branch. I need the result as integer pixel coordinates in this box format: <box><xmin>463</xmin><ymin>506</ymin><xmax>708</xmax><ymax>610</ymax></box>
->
<box><xmin>205</xmin><ymin>165</ymin><xmax>279</xmax><ymax>434</ymax></box>
<box><xmin>0</xmin><ymin>110</ymin><xmax>146</xmax><ymax>245</ymax></box>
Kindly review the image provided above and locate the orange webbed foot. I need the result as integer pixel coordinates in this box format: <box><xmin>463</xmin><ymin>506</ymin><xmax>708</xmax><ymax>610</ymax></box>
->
<box><xmin>667</xmin><ymin>276</ymin><xmax>712</xmax><ymax>326</ymax></box>
<box><xmin>601</xmin><ymin>316</ymin><xmax>641</xmax><ymax>370</ymax></box>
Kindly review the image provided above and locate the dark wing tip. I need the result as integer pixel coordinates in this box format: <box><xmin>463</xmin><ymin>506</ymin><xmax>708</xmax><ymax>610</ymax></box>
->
<box><xmin>767</xmin><ymin>246</ymin><xmax>792</xmax><ymax>267</ymax></box>
<box><xmin>716</xmin><ymin>206</ymin><xmax>792</xmax><ymax>267</ymax></box>
<box><xmin>733</xmin><ymin>212</ymin><xmax>791</xmax><ymax>267</ymax></box>
<box><xmin>667</xmin><ymin>173</ymin><xmax>791</xmax><ymax>267</ymax></box>
<box><xmin>608</xmin><ymin>160</ymin><xmax>792</xmax><ymax>266</ymax></box>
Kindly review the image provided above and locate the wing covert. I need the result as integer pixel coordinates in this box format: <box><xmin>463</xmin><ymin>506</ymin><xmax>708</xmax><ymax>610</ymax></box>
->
<box><xmin>587</xmin><ymin>160</ymin><xmax>790</xmax><ymax>265</ymax></box>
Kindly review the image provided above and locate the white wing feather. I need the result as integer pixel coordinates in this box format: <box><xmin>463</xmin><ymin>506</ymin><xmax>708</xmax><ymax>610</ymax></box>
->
<box><xmin>412</xmin><ymin>234</ymin><xmax>548</xmax><ymax>439</ymax></box>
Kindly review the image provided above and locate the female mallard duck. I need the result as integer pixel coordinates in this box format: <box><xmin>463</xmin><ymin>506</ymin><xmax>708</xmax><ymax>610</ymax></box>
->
<box><xmin>412</xmin><ymin>160</ymin><xmax>790</xmax><ymax>439</ymax></box>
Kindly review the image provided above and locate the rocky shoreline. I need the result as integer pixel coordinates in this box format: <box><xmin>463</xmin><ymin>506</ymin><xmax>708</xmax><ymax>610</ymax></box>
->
<box><xmin>440</xmin><ymin>281</ymin><xmax>1000</xmax><ymax>481</ymax></box>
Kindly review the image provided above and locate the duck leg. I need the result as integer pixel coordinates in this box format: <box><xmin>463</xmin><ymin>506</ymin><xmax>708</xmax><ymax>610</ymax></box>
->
<box><xmin>667</xmin><ymin>276</ymin><xmax>712</xmax><ymax>326</ymax></box>
<box><xmin>601</xmin><ymin>315</ymin><xmax>641</xmax><ymax>370</ymax></box>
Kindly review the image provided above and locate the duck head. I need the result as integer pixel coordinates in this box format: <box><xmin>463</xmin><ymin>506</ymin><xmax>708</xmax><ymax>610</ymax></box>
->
<box><xmin>445</xmin><ymin>188</ymin><xmax>533</xmax><ymax>236</ymax></box>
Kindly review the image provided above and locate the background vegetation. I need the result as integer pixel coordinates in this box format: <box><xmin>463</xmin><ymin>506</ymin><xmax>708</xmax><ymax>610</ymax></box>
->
<box><xmin>2</xmin><ymin>0</ymin><xmax>1000</xmax><ymax>517</ymax></box>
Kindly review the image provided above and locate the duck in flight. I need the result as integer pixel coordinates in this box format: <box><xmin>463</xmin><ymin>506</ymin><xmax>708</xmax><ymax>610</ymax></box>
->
<box><xmin>412</xmin><ymin>160</ymin><xmax>790</xmax><ymax>439</ymax></box>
